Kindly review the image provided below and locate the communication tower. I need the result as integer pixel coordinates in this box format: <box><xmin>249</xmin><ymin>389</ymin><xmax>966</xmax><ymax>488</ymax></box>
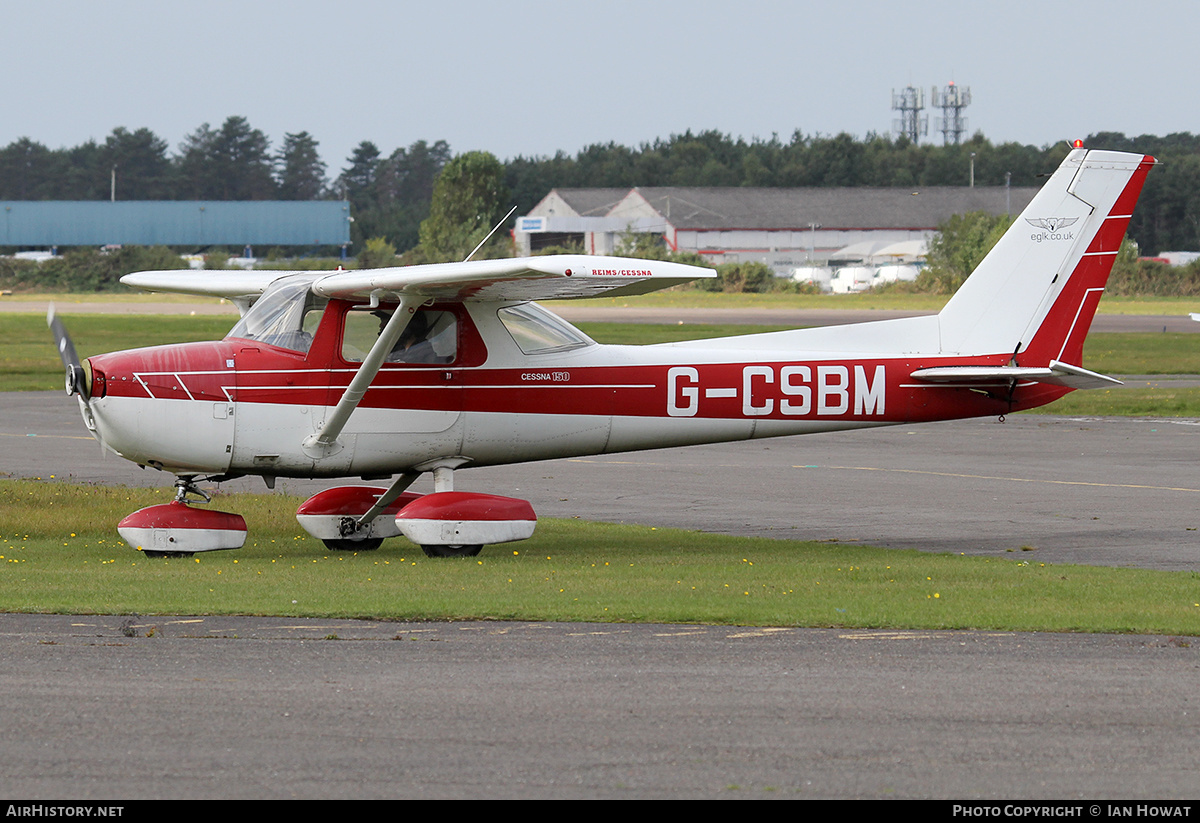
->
<box><xmin>891</xmin><ymin>86</ymin><xmax>927</xmax><ymax>143</ymax></box>
<box><xmin>932</xmin><ymin>82</ymin><xmax>971</xmax><ymax>145</ymax></box>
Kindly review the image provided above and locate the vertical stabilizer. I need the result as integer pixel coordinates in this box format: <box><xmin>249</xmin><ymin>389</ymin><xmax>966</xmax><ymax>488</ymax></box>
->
<box><xmin>937</xmin><ymin>149</ymin><xmax>1155</xmax><ymax>362</ymax></box>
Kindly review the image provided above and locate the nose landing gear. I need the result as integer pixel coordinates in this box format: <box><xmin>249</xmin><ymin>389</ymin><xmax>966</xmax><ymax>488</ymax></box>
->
<box><xmin>117</xmin><ymin>475</ymin><xmax>248</xmax><ymax>558</ymax></box>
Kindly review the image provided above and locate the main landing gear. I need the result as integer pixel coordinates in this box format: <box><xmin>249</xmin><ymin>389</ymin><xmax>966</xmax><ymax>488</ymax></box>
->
<box><xmin>294</xmin><ymin>459</ymin><xmax>537</xmax><ymax>558</ymax></box>
<box><xmin>295</xmin><ymin>483</ymin><xmax>422</xmax><ymax>552</ymax></box>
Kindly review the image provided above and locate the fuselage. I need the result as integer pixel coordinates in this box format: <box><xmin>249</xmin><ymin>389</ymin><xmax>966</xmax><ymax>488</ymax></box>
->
<box><xmin>80</xmin><ymin>294</ymin><xmax>1066</xmax><ymax>480</ymax></box>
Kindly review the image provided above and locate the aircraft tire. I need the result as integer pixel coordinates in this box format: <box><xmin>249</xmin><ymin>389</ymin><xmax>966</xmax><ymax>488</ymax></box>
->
<box><xmin>322</xmin><ymin>538</ymin><xmax>383</xmax><ymax>551</ymax></box>
<box><xmin>420</xmin><ymin>544</ymin><xmax>483</xmax><ymax>558</ymax></box>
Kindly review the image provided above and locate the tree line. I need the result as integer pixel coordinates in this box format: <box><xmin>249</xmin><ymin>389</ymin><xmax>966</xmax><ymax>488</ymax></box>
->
<box><xmin>504</xmin><ymin>130</ymin><xmax>1200</xmax><ymax>256</ymax></box>
<box><xmin>2</xmin><ymin>118</ymin><xmax>1199</xmax><ymax>256</ymax></box>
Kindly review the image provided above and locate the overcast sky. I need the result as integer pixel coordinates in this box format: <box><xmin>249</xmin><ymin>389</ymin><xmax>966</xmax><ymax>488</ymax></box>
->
<box><xmin>4</xmin><ymin>0</ymin><xmax>1196</xmax><ymax>175</ymax></box>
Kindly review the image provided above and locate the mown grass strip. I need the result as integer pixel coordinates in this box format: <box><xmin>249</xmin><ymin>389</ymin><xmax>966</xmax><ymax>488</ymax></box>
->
<box><xmin>1021</xmin><ymin>386</ymin><xmax>1200</xmax><ymax>417</ymax></box>
<box><xmin>8</xmin><ymin>289</ymin><xmax>1200</xmax><ymax>312</ymax></box>
<box><xmin>3</xmin><ymin>480</ymin><xmax>1199</xmax><ymax>634</ymax></box>
<box><xmin>1</xmin><ymin>313</ymin><xmax>237</xmax><ymax>392</ymax></box>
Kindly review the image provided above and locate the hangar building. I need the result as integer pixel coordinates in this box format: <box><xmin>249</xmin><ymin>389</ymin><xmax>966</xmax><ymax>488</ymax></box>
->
<box><xmin>515</xmin><ymin>185</ymin><xmax>1038</xmax><ymax>274</ymax></box>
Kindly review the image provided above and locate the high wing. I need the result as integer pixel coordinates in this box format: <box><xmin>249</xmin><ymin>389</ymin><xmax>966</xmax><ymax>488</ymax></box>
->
<box><xmin>120</xmin><ymin>269</ymin><xmax>300</xmax><ymax>314</ymax></box>
<box><xmin>120</xmin><ymin>254</ymin><xmax>715</xmax><ymax>310</ymax></box>
<box><xmin>310</xmin><ymin>255</ymin><xmax>713</xmax><ymax>302</ymax></box>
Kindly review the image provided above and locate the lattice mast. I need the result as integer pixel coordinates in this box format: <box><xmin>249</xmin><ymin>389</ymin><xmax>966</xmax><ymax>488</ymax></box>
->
<box><xmin>932</xmin><ymin>82</ymin><xmax>971</xmax><ymax>145</ymax></box>
<box><xmin>891</xmin><ymin>86</ymin><xmax>928</xmax><ymax>143</ymax></box>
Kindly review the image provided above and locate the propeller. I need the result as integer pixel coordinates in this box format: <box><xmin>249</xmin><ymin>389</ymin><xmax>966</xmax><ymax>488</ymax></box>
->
<box><xmin>47</xmin><ymin>304</ymin><xmax>89</xmax><ymax>400</ymax></box>
<box><xmin>47</xmin><ymin>303</ymin><xmax>111</xmax><ymax>456</ymax></box>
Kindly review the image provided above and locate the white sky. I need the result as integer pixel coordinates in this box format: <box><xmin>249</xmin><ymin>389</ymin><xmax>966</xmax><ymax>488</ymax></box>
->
<box><xmin>3</xmin><ymin>0</ymin><xmax>1197</xmax><ymax>175</ymax></box>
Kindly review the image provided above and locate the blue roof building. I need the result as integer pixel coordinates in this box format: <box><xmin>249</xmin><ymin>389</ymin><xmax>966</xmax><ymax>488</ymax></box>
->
<box><xmin>0</xmin><ymin>201</ymin><xmax>351</xmax><ymax>247</ymax></box>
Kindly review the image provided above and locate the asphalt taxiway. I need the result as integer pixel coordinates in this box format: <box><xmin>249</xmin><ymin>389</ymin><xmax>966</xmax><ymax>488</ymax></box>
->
<box><xmin>0</xmin><ymin>614</ymin><xmax>1196</xmax><ymax>800</ymax></box>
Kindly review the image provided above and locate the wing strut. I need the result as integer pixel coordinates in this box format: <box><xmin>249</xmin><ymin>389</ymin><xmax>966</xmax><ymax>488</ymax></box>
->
<box><xmin>355</xmin><ymin>471</ymin><xmax>421</xmax><ymax>528</ymax></box>
<box><xmin>302</xmin><ymin>295</ymin><xmax>419</xmax><ymax>459</ymax></box>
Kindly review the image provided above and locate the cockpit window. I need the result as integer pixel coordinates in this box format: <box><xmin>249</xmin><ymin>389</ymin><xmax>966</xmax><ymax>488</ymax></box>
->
<box><xmin>498</xmin><ymin>304</ymin><xmax>593</xmax><ymax>354</ymax></box>
<box><xmin>342</xmin><ymin>307</ymin><xmax>457</xmax><ymax>365</ymax></box>
<box><xmin>226</xmin><ymin>277</ymin><xmax>327</xmax><ymax>354</ymax></box>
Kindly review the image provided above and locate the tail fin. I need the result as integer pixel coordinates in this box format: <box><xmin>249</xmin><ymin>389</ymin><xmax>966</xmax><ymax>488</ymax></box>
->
<box><xmin>937</xmin><ymin>148</ymin><xmax>1156</xmax><ymax>363</ymax></box>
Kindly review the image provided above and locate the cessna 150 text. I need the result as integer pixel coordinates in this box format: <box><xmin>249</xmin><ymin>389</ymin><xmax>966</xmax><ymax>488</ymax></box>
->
<box><xmin>49</xmin><ymin>147</ymin><xmax>1155</xmax><ymax>557</ymax></box>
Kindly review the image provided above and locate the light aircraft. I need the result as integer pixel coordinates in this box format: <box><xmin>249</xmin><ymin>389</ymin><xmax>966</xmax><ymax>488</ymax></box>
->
<box><xmin>50</xmin><ymin>147</ymin><xmax>1155</xmax><ymax>558</ymax></box>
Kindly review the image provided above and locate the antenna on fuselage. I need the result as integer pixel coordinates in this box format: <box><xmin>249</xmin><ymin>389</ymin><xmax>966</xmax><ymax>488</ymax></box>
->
<box><xmin>463</xmin><ymin>205</ymin><xmax>518</xmax><ymax>262</ymax></box>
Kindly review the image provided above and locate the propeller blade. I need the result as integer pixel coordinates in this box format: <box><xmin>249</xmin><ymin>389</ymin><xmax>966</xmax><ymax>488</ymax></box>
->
<box><xmin>47</xmin><ymin>304</ymin><xmax>88</xmax><ymax>399</ymax></box>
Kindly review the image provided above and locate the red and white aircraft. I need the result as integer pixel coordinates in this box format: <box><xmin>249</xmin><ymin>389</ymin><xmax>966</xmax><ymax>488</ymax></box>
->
<box><xmin>50</xmin><ymin>147</ymin><xmax>1155</xmax><ymax>557</ymax></box>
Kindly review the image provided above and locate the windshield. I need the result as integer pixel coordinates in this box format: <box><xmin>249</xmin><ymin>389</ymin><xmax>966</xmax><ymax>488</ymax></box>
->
<box><xmin>226</xmin><ymin>276</ymin><xmax>327</xmax><ymax>353</ymax></box>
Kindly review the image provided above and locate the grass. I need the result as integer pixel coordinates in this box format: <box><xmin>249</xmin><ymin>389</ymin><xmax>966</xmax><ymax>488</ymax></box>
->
<box><xmin>1095</xmin><ymin>295</ymin><xmax>1200</xmax><ymax>315</ymax></box>
<box><xmin>1022</xmin><ymin>385</ymin><xmax>1200</xmax><ymax>416</ymax></box>
<box><xmin>0</xmin><ymin>313</ymin><xmax>237</xmax><ymax>391</ymax></box>
<box><xmin>551</xmin><ymin>290</ymin><xmax>953</xmax><ymax>312</ymax></box>
<box><xmin>1081</xmin><ymin>333</ymin><xmax>1200</xmax><ymax>374</ymax></box>
<box><xmin>3</xmin><ymin>479</ymin><xmax>1200</xmax><ymax>634</ymax></box>
<box><xmin>552</xmin><ymin>290</ymin><xmax>1200</xmax><ymax>315</ymax></box>
<box><xmin>577</xmin><ymin>321</ymin><xmax>796</xmax><ymax>345</ymax></box>
<box><xmin>0</xmin><ymin>315</ymin><xmax>798</xmax><ymax>391</ymax></box>
<box><xmin>6</xmin><ymin>289</ymin><xmax>1200</xmax><ymax>314</ymax></box>
<box><xmin>0</xmin><ymin>291</ymin><xmax>236</xmax><ymax>305</ymax></box>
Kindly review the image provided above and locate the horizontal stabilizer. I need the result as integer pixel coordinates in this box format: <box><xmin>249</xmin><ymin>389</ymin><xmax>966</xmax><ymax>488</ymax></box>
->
<box><xmin>911</xmin><ymin>360</ymin><xmax>1122</xmax><ymax>390</ymax></box>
